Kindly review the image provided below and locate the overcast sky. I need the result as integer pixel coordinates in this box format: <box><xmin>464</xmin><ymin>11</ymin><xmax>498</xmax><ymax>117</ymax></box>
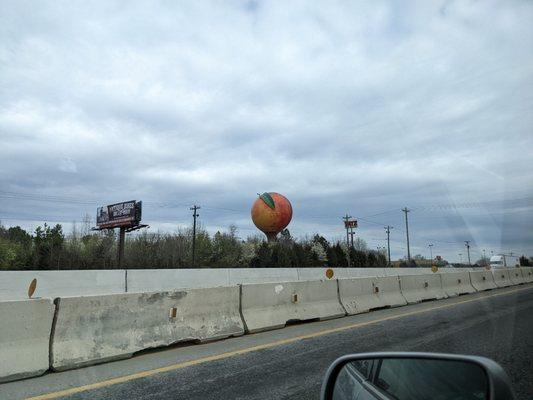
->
<box><xmin>1</xmin><ymin>0</ymin><xmax>532</xmax><ymax>262</ymax></box>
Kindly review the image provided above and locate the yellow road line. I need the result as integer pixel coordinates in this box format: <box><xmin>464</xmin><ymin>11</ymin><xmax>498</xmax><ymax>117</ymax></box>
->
<box><xmin>27</xmin><ymin>285</ymin><xmax>532</xmax><ymax>400</ymax></box>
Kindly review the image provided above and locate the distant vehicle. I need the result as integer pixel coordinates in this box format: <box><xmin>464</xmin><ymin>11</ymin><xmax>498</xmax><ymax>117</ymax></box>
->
<box><xmin>489</xmin><ymin>255</ymin><xmax>520</xmax><ymax>269</ymax></box>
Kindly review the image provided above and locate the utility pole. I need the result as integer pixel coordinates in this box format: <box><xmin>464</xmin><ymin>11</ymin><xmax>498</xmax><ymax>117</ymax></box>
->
<box><xmin>385</xmin><ymin>225</ymin><xmax>393</xmax><ymax>266</ymax></box>
<box><xmin>342</xmin><ymin>214</ymin><xmax>352</xmax><ymax>267</ymax></box>
<box><xmin>190</xmin><ymin>205</ymin><xmax>200</xmax><ymax>267</ymax></box>
<box><xmin>402</xmin><ymin>207</ymin><xmax>411</xmax><ymax>261</ymax></box>
<box><xmin>428</xmin><ymin>244</ymin><xmax>434</xmax><ymax>264</ymax></box>
<box><xmin>464</xmin><ymin>240</ymin><xmax>471</xmax><ymax>265</ymax></box>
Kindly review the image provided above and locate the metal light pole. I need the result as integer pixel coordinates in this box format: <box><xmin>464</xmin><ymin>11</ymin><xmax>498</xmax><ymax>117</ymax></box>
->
<box><xmin>464</xmin><ymin>241</ymin><xmax>471</xmax><ymax>265</ymax></box>
<box><xmin>402</xmin><ymin>207</ymin><xmax>411</xmax><ymax>261</ymax></box>
<box><xmin>428</xmin><ymin>244</ymin><xmax>434</xmax><ymax>264</ymax></box>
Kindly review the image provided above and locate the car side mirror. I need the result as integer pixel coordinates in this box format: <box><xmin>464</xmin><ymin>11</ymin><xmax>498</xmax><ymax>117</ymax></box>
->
<box><xmin>321</xmin><ymin>352</ymin><xmax>515</xmax><ymax>400</ymax></box>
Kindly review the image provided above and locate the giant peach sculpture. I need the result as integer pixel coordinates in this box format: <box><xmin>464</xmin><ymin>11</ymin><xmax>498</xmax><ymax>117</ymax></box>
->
<box><xmin>251</xmin><ymin>192</ymin><xmax>293</xmax><ymax>241</ymax></box>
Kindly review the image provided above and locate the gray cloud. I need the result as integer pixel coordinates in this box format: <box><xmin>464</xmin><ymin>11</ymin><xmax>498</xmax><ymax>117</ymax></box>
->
<box><xmin>1</xmin><ymin>0</ymin><xmax>532</xmax><ymax>261</ymax></box>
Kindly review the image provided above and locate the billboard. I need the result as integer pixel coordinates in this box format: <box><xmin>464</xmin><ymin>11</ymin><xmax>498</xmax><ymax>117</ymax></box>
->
<box><xmin>96</xmin><ymin>200</ymin><xmax>142</xmax><ymax>229</ymax></box>
<box><xmin>344</xmin><ymin>220</ymin><xmax>358</xmax><ymax>228</ymax></box>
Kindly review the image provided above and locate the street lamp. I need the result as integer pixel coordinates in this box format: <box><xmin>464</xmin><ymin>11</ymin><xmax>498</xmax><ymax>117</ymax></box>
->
<box><xmin>428</xmin><ymin>244</ymin><xmax>434</xmax><ymax>263</ymax></box>
<box><xmin>459</xmin><ymin>253</ymin><xmax>463</xmax><ymax>263</ymax></box>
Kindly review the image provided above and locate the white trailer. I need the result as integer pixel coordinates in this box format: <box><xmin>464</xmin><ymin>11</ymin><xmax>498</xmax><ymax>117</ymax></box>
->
<box><xmin>489</xmin><ymin>255</ymin><xmax>520</xmax><ymax>269</ymax></box>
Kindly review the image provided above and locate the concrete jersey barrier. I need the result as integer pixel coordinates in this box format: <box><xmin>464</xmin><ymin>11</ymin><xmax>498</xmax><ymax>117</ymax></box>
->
<box><xmin>508</xmin><ymin>268</ymin><xmax>526</xmax><ymax>285</ymax></box>
<box><xmin>399</xmin><ymin>274</ymin><xmax>446</xmax><ymax>304</ymax></box>
<box><xmin>492</xmin><ymin>269</ymin><xmax>512</xmax><ymax>288</ymax></box>
<box><xmin>0</xmin><ymin>299</ymin><xmax>55</xmax><ymax>383</ymax></box>
<box><xmin>127</xmin><ymin>269</ymin><xmax>230</xmax><ymax>293</ymax></box>
<box><xmin>469</xmin><ymin>270</ymin><xmax>497</xmax><ymax>291</ymax></box>
<box><xmin>229</xmin><ymin>268</ymin><xmax>299</xmax><ymax>285</ymax></box>
<box><xmin>50</xmin><ymin>286</ymin><xmax>244</xmax><ymax>370</ymax></box>
<box><xmin>0</xmin><ymin>270</ymin><xmax>126</xmax><ymax>301</ymax></box>
<box><xmin>2</xmin><ymin>268</ymin><xmax>485</xmax><ymax>299</ymax></box>
<box><xmin>240</xmin><ymin>280</ymin><xmax>345</xmax><ymax>333</ymax></box>
<box><xmin>440</xmin><ymin>271</ymin><xmax>476</xmax><ymax>297</ymax></box>
<box><xmin>338</xmin><ymin>276</ymin><xmax>406</xmax><ymax>315</ymax></box>
<box><xmin>297</xmin><ymin>268</ymin><xmax>387</xmax><ymax>280</ymax></box>
<box><xmin>521</xmin><ymin>267</ymin><xmax>533</xmax><ymax>283</ymax></box>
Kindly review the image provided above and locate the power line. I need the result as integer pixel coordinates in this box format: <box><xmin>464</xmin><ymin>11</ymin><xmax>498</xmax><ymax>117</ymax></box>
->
<box><xmin>0</xmin><ymin>190</ymin><xmax>182</xmax><ymax>208</ymax></box>
<box><xmin>202</xmin><ymin>205</ymin><xmax>243</xmax><ymax>213</ymax></box>
<box><xmin>0</xmin><ymin>193</ymin><xmax>96</xmax><ymax>206</ymax></box>
<box><xmin>3</xmin><ymin>190</ymin><xmax>531</xmax><ymax>212</ymax></box>
<box><xmin>411</xmin><ymin>196</ymin><xmax>533</xmax><ymax>212</ymax></box>
<box><xmin>0</xmin><ymin>190</ymin><xmax>523</xmax><ymax>258</ymax></box>
<box><xmin>360</xmin><ymin>208</ymin><xmax>401</xmax><ymax>218</ymax></box>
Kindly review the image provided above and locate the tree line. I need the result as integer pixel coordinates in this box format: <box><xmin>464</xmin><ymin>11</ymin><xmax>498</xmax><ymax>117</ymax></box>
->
<box><xmin>0</xmin><ymin>223</ymin><xmax>391</xmax><ymax>270</ymax></box>
<box><xmin>2</xmin><ymin>222</ymin><xmax>530</xmax><ymax>270</ymax></box>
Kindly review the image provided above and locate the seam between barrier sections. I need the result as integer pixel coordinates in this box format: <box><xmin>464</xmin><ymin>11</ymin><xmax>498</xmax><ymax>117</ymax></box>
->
<box><xmin>25</xmin><ymin>284</ymin><xmax>533</xmax><ymax>400</ymax></box>
<box><xmin>394</xmin><ymin>275</ymin><xmax>407</xmax><ymax>303</ymax></box>
<box><xmin>335</xmin><ymin>279</ymin><xmax>348</xmax><ymax>315</ymax></box>
<box><xmin>48</xmin><ymin>298</ymin><xmax>60</xmax><ymax>372</ymax></box>
<box><xmin>237</xmin><ymin>284</ymin><xmax>249</xmax><ymax>333</ymax></box>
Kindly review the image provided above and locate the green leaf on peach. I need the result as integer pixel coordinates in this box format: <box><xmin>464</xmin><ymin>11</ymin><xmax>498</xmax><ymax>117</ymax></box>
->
<box><xmin>259</xmin><ymin>192</ymin><xmax>275</xmax><ymax>209</ymax></box>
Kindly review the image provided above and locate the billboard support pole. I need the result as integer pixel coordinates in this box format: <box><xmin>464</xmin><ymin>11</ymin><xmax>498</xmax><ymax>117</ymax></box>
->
<box><xmin>118</xmin><ymin>227</ymin><xmax>126</xmax><ymax>268</ymax></box>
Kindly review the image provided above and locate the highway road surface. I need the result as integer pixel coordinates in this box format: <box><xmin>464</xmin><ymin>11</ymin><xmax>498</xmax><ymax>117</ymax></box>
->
<box><xmin>3</xmin><ymin>284</ymin><xmax>533</xmax><ymax>400</ymax></box>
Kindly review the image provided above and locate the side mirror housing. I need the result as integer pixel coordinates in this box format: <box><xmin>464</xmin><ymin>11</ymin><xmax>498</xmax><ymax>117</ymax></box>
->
<box><xmin>321</xmin><ymin>352</ymin><xmax>514</xmax><ymax>400</ymax></box>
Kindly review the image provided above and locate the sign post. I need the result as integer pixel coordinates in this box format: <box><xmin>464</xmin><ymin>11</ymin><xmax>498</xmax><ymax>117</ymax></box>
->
<box><xmin>344</xmin><ymin>219</ymin><xmax>358</xmax><ymax>249</ymax></box>
<box><xmin>342</xmin><ymin>216</ymin><xmax>357</xmax><ymax>267</ymax></box>
<box><xmin>117</xmin><ymin>227</ymin><xmax>126</xmax><ymax>268</ymax></box>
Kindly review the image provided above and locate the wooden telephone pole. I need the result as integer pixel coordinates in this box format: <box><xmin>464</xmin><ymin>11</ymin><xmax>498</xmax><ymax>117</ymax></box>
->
<box><xmin>190</xmin><ymin>205</ymin><xmax>200</xmax><ymax>267</ymax></box>
<box><xmin>385</xmin><ymin>225</ymin><xmax>393</xmax><ymax>266</ymax></box>
<box><xmin>342</xmin><ymin>214</ymin><xmax>352</xmax><ymax>267</ymax></box>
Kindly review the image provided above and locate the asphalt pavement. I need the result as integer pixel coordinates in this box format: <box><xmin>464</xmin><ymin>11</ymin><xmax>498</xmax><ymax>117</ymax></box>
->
<box><xmin>3</xmin><ymin>284</ymin><xmax>532</xmax><ymax>400</ymax></box>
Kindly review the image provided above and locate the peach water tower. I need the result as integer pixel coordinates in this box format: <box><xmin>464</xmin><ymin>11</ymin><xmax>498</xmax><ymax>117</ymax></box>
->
<box><xmin>251</xmin><ymin>192</ymin><xmax>293</xmax><ymax>241</ymax></box>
